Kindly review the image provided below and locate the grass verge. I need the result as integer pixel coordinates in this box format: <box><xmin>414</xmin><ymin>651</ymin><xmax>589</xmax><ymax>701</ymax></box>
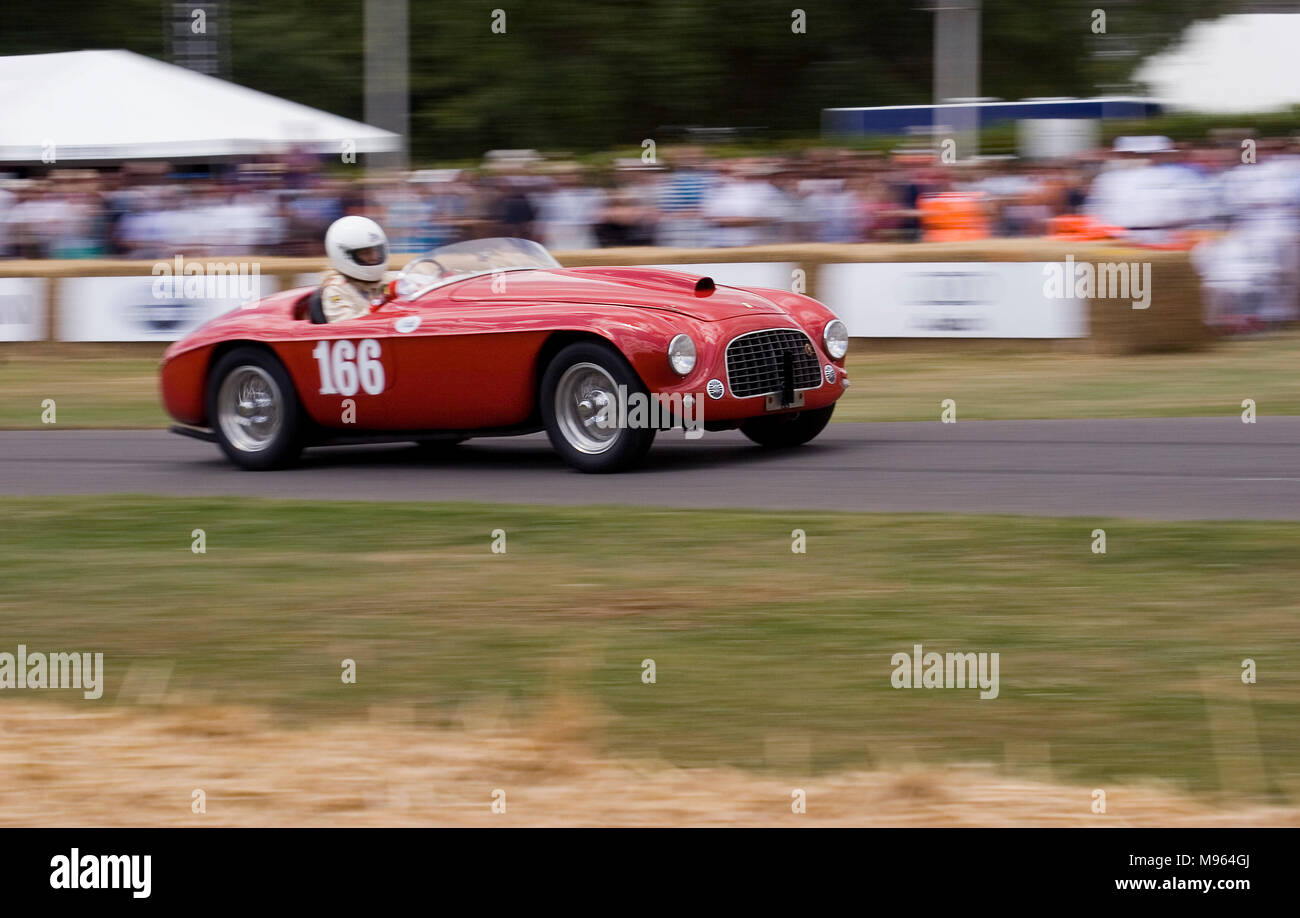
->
<box><xmin>1</xmin><ymin>496</ymin><xmax>1296</xmax><ymax>803</ymax></box>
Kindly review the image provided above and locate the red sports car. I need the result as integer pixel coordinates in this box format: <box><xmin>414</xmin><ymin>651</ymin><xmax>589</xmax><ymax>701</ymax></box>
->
<box><xmin>160</xmin><ymin>238</ymin><xmax>850</xmax><ymax>473</ymax></box>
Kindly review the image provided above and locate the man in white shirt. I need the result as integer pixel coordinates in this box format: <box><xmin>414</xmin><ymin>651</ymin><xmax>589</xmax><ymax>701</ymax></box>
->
<box><xmin>1085</xmin><ymin>136</ymin><xmax>1212</xmax><ymax>246</ymax></box>
<box><xmin>702</xmin><ymin>160</ymin><xmax>787</xmax><ymax>248</ymax></box>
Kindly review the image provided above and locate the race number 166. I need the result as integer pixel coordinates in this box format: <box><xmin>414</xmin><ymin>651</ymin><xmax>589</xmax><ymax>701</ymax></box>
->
<box><xmin>313</xmin><ymin>339</ymin><xmax>386</xmax><ymax>396</ymax></box>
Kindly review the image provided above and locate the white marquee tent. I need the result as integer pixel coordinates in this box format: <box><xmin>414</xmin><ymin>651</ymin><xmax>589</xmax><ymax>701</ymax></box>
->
<box><xmin>0</xmin><ymin>49</ymin><xmax>401</xmax><ymax>162</ymax></box>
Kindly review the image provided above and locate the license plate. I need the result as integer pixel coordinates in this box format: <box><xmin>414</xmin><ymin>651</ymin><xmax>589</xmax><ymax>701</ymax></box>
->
<box><xmin>765</xmin><ymin>391</ymin><xmax>804</xmax><ymax>411</ymax></box>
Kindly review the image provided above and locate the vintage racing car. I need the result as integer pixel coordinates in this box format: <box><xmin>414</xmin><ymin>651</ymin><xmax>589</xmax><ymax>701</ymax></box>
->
<box><xmin>159</xmin><ymin>238</ymin><xmax>850</xmax><ymax>472</ymax></box>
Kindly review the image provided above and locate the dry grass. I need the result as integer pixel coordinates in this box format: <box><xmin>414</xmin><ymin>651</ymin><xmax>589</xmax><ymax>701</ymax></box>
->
<box><xmin>2</xmin><ymin>700</ymin><xmax>1295</xmax><ymax>827</ymax></box>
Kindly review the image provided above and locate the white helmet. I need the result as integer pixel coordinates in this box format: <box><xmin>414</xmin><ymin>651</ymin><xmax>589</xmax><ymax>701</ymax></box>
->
<box><xmin>325</xmin><ymin>216</ymin><xmax>389</xmax><ymax>283</ymax></box>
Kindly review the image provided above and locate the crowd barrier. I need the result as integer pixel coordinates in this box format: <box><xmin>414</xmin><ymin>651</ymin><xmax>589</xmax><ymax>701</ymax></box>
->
<box><xmin>0</xmin><ymin>241</ymin><xmax>1210</xmax><ymax>354</ymax></box>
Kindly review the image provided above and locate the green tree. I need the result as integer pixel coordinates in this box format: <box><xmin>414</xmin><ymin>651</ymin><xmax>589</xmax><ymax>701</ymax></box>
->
<box><xmin>0</xmin><ymin>0</ymin><xmax>1243</xmax><ymax>159</ymax></box>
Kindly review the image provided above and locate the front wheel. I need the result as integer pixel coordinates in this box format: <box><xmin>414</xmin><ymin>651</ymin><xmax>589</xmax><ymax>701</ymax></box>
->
<box><xmin>541</xmin><ymin>341</ymin><xmax>656</xmax><ymax>473</ymax></box>
<box><xmin>207</xmin><ymin>346</ymin><xmax>303</xmax><ymax>470</ymax></box>
<box><xmin>739</xmin><ymin>404</ymin><xmax>834</xmax><ymax>448</ymax></box>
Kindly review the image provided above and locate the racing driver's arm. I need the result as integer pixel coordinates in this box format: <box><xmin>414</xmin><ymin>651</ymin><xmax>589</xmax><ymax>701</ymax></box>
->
<box><xmin>321</xmin><ymin>272</ymin><xmax>384</xmax><ymax>323</ymax></box>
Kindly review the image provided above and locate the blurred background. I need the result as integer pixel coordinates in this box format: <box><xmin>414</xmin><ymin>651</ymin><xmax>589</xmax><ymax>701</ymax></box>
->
<box><xmin>3</xmin><ymin>2</ymin><xmax>1300</xmax><ymax>331</ymax></box>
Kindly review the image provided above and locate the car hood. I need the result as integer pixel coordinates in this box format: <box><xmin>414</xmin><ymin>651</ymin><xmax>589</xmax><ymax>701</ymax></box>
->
<box><xmin>446</xmin><ymin>266</ymin><xmax>786</xmax><ymax>321</ymax></box>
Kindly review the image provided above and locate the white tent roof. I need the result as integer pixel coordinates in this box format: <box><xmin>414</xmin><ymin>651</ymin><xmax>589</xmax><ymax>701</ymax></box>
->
<box><xmin>1137</xmin><ymin>14</ymin><xmax>1300</xmax><ymax>113</ymax></box>
<box><xmin>0</xmin><ymin>49</ymin><xmax>401</xmax><ymax>161</ymax></box>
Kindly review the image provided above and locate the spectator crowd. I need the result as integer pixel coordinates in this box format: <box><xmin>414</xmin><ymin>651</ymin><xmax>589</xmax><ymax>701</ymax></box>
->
<box><xmin>3</xmin><ymin>137</ymin><xmax>1299</xmax><ymax>325</ymax></box>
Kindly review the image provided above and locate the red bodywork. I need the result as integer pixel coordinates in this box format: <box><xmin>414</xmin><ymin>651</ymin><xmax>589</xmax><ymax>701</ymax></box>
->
<box><xmin>160</xmin><ymin>265</ymin><xmax>849</xmax><ymax>436</ymax></box>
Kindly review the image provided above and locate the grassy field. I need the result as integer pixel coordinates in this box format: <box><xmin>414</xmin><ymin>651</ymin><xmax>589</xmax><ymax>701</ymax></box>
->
<box><xmin>1</xmin><ymin>496</ymin><xmax>1296</xmax><ymax>803</ymax></box>
<box><xmin>838</xmin><ymin>332</ymin><xmax>1300</xmax><ymax>422</ymax></box>
<box><xmin>0</xmin><ymin>347</ymin><xmax>163</xmax><ymax>428</ymax></box>
<box><xmin>3</xmin><ymin>333</ymin><xmax>1300</xmax><ymax>428</ymax></box>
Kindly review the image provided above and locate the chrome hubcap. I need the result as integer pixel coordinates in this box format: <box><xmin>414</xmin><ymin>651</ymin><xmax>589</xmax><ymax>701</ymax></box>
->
<box><xmin>555</xmin><ymin>362</ymin><xmax>621</xmax><ymax>454</ymax></box>
<box><xmin>217</xmin><ymin>365</ymin><xmax>282</xmax><ymax>452</ymax></box>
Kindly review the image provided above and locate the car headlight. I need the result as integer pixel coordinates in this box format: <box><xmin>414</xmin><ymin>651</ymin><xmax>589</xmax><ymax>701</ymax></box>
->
<box><xmin>823</xmin><ymin>319</ymin><xmax>849</xmax><ymax>360</ymax></box>
<box><xmin>668</xmin><ymin>334</ymin><xmax>696</xmax><ymax>375</ymax></box>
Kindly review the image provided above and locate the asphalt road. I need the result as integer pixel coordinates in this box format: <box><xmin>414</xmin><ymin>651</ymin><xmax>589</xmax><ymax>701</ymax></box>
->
<box><xmin>2</xmin><ymin>418</ymin><xmax>1299</xmax><ymax>520</ymax></box>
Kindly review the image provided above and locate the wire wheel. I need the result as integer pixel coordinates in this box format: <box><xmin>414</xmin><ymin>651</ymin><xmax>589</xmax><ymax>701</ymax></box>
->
<box><xmin>216</xmin><ymin>365</ymin><xmax>283</xmax><ymax>453</ymax></box>
<box><xmin>553</xmin><ymin>361</ymin><xmax>622</xmax><ymax>455</ymax></box>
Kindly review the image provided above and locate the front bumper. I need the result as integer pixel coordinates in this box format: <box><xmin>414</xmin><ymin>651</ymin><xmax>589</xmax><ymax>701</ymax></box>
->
<box><xmin>647</xmin><ymin>318</ymin><xmax>848</xmax><ymax>422</ymax></box>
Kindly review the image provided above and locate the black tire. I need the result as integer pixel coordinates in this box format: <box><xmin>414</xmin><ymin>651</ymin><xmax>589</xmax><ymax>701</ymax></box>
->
<box><xmin>739</xmin><ymin>404</ymin><xmax>835</xmax><ymax>448</ymax></box>
<box><xmin>540</xmin><ymin>341</ymin><xmax>656</xmax><ymax>473</ymax></box>
<box><xmin>206</xmin><ymin>346</ymin><xmax>303</xmax><ymax>470</ymax></box>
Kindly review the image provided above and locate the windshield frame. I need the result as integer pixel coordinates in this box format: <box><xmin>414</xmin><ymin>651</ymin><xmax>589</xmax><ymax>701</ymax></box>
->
<box><xmin>394</xmin><ymin>237</ymin><xmax>560</xmax><ymax>301</ymax></box>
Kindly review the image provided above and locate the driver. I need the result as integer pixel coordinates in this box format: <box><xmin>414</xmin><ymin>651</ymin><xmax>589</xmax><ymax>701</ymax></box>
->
<box><xmin>321</xmin><ymin>216</ymin><xmax>393</xmax><ymax>322</ymax></box>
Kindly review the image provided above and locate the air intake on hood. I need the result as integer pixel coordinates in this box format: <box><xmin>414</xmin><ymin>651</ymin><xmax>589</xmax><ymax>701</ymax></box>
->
<box><xmin>694</xmin><ymin>277</ymin><xmax>715</xmax><ymax>296</ymax></box>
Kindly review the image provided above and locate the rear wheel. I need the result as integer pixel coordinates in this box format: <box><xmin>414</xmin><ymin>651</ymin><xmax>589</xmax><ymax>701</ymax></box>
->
<box><xmin>541</xmin><ymin>341</ymin><xmax>656</xmax><ymax>473</ymax></box>
<box><xmin>739</xmin><ymin>404</ymin><xmax>834</xmax><ymax>448</ymax></box>
<box><xmin>207</xmin><ymin>347</ymin><xmax>303</xmax><ymax>470</ymax></box>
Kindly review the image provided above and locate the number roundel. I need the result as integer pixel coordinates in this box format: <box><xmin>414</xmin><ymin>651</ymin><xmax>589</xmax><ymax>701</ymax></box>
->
<box><xmin>313</xmin><ymin>339</ymin><xmax>386</xmax><ymax>396</ymax></box>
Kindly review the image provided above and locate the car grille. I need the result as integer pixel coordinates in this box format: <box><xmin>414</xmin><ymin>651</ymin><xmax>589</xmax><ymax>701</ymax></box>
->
<box><xmin>725</xmin><ymin>329</ymin><xmax>822</xmax><ymax>398</ymax></box>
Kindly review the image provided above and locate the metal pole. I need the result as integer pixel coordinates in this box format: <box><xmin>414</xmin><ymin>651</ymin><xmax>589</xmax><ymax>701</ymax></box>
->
<box><xmin>364</xmin><ymin>0</ymin><xmax>410</xmax><ymax>175</ymax></box>
<box><xmin>932</xmin><ymin>0</ymin><xmax>981</xmax><ymax>160</ymax></box>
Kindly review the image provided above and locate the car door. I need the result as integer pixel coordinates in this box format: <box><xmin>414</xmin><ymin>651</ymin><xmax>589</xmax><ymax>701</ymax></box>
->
<box><xmin>372</xmin><ymin>293</ymin><xmax>547</xmax><ymax>431</ymax></box>
<box><xmin>287</xmin><ymin>311</ymin><xmax>410</xmax><ymax>430</ymax></box>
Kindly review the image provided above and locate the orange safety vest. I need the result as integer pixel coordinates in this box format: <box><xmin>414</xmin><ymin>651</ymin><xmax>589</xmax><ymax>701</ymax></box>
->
<box><xmin>917</xmin><ymin>192</ymin><xmax>989</xmax><ymax>242</ymax></box>
<box><xmin>1048</xmin><ymin>214</ymin><xmax>1117</xmax><ymax>242</ymax></box>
